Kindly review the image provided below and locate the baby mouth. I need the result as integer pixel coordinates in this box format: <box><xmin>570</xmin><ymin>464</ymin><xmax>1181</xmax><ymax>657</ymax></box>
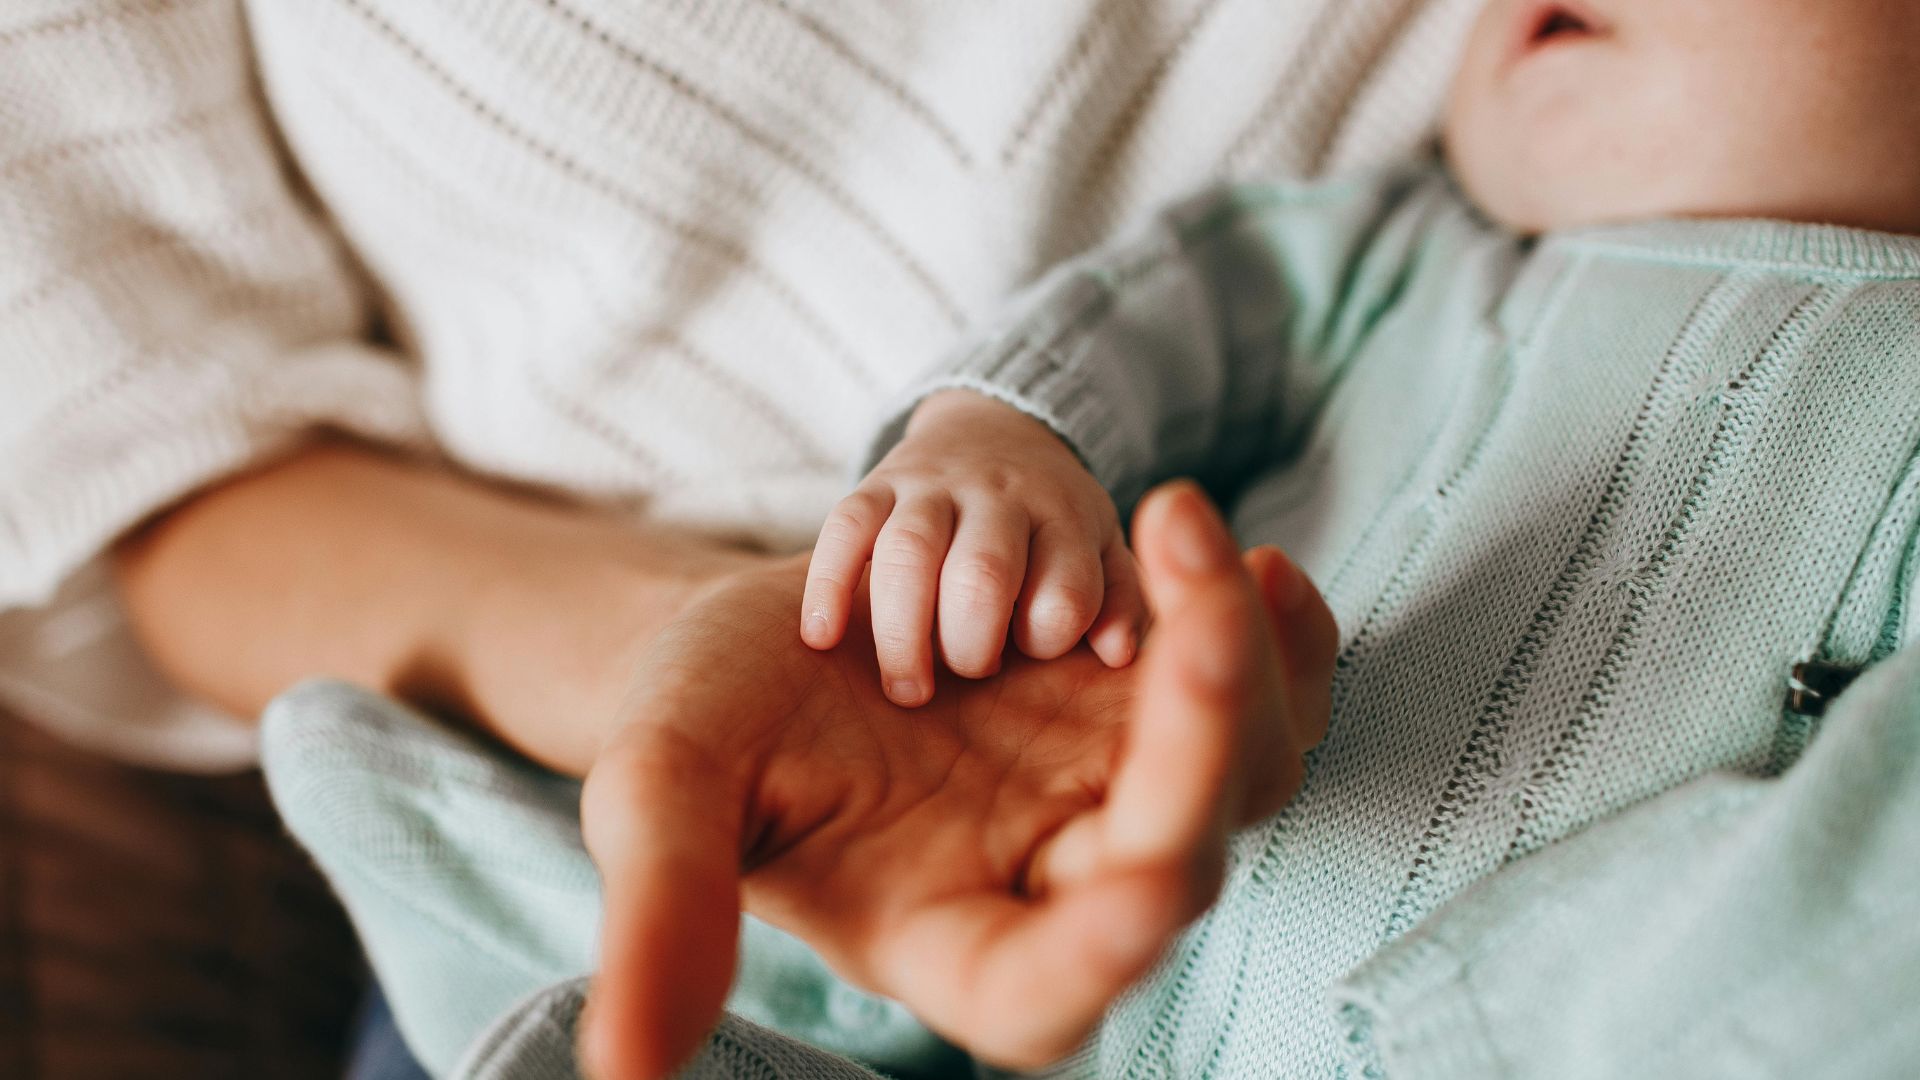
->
<box><xmin>1519</xmin><ymin>2</ymin><xmax>1605</xmax><ymax>53</ymax></box>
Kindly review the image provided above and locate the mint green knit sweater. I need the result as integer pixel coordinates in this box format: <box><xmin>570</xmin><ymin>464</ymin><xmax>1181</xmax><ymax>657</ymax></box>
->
<box><xmin>262</xmin><ymin>166</ymin><xmax>1920</xmax><ymax>1078</ymax></box>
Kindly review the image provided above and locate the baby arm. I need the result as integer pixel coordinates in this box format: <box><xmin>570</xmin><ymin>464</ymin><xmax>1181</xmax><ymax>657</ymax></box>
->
<box><xmin>801</xmin><ymin>389</ymin><xmax>1147</xmax><ymax>707</ymax></box>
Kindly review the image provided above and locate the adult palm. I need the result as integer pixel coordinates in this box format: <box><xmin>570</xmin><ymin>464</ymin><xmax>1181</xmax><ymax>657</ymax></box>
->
<box><xmin>578</xmin><ymin>483</ymin><xmax>1337</xmax><ymax>1078</ymax></box>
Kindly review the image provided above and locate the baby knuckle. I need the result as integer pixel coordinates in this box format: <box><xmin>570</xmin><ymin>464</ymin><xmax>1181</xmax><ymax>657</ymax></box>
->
<box><xmin>876</xmin><ymin>526</ymin><xmax>944</xmax><ymax>570</ymax></box>
<box><xmin>1056</xmin><ymin>574</ymin><xmax>1105</xmax><ymax>611</ymax></box>
<box><xmin>872</xmin><ymin>628</ymin><xmax>925</xmax><ymax>667</ymax></box>
<box><xmin>817</xmin><ymin>515</ymin><xmax>872</xmax><ymax>552</ymax></box>
<box><xmin>945</xmin><ymin>554</ymin><xmax>1019</xmax><ymax>609</ymax></box>
<box><xmin>836</xmin><ymin>489</ymin><xmax>890</xmax><ymax>526</ymax></box>
<box><xmin>954</xmin><ymin>458</ymin><xmax>1017</xmax><ymax>490</ymax></box>
<box><xmin>1030</xmin><ymin>582</ymin><xmax>1099</xmax><ymax>634</ymax></box>
<box><xmin>806</xmin><ymin>563</ymin><xmax>855</xmax><ymax>591</ymax></box>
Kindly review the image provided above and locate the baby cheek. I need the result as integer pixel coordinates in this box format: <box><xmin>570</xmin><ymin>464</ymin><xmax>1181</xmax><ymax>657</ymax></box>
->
<box><xmin>1478</xmin><ymin>93</ymin><xmax>1638</xmax><ymax>229</ymax></box>
<box><xmin>1528</xmin><ymin>64</ymin><xmax>1739</xmax><ymax>226</ymax></box>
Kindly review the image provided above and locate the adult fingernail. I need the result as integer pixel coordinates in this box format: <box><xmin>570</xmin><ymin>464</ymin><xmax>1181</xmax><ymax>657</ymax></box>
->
<box><xmin>1272</xmin><ymin>556</ymin><xmax>1311</xmax><ymax>614</ymax></box>
<box><xmin>1162</xmin><ymin>487</ymin><xmax>1232</xmax><ymax>575</ymax></box>
<box><xmin>1256</xmin><ymin>549</ymin><xmax>1311</xmax><ymax>615</ymax></box>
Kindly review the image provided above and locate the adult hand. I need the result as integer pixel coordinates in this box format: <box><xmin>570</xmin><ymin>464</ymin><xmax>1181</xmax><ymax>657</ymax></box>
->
<box><xmin>577</xmin><ymin>481</ymin><xmax>1338</xmax><ymax>1077</ymax></box>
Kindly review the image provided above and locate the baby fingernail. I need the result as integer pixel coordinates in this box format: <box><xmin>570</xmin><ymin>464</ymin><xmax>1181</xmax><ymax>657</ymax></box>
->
<box><xmin>804</xmin><ymin>611</ymin><xmax>830</xmax><ymax>640</ymax></box>
<box><xmin>1093</xmin><ymin>623</ymin><xmax>1136</xmax><ymax>665</ymax></box>
<box><xmin>888</xmin><ymin>679</ymin><xmax>921</xmax><ymax>704</ymax></box>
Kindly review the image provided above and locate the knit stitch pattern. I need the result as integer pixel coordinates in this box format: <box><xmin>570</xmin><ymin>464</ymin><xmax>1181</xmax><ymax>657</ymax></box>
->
<box><xmin>264</xmin><ymin>170</ymin><xmax>1920</xmax><ymax>1076</ymax></box>
<box><xmin>889</xmin><ymin>170</ymin><xmax>1920</xmax><ymax>1075</ymax></box>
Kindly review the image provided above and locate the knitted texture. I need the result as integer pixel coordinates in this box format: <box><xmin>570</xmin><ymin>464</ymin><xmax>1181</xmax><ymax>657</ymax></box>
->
<box><xmin>0</xmin><ymin>0</ymin><xmax>1479</xmax><ymax>769</ymax></box>
<box><xmin>1332</xmin><ymin>643</ymin><xmax>1920</xmax><ymax>1080</ymax></box>
<box><xmin>453</xmin><ymin>980</ymin><xmax>889</xmax><ymax>1080</ymax></box>
<box><xmin>261</xmin><ymin>679</ymin><xmax>953</xmax><ymax>1078</ymax></box>
<box><xmin>881</xmin><ymin>169</ymin><xmax>1920</xmax><ymax>1076</ymax></box>
<box><xmin>262</xmin><ymin>169</ymin><xmax>1920</xmax><ymax>1076</ymax></box>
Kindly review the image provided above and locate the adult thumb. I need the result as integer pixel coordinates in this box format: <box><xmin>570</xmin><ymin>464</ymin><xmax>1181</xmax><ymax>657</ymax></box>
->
<box><xmin>578</xmin><ymin>729</ymin><xmax>746</xmax><ymax>1079</ymax></box>
<box><xmin>1102</xmin><ymin>481</ymin><xmax>1266</xmax><ymax>868</ymax></box>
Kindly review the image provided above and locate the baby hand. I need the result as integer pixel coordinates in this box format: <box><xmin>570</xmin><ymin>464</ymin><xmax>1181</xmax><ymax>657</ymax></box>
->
<box><xmin>802</xmin><ymin>390</ymin><xmax>1149</xmax><ymax>706</ymax></box>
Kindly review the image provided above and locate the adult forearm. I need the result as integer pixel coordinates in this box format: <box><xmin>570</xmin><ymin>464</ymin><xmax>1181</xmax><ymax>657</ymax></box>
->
<box><xmin>112</xmin><ymin>441</ymin><xmax>770</xmax><ymax>775</ymax></box>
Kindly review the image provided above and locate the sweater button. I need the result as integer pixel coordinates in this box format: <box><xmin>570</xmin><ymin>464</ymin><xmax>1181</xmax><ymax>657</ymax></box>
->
<box><xmin>1784</xmin><ymin>660</ymin><xmax>1862</xmax><ymax>717</ymax></box>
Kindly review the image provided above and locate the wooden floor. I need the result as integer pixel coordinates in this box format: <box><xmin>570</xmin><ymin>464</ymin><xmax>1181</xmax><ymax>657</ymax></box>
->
<box><xmin>0</xmin><ymin>704</ymin><xmax>362</xmax><ymax>1078</ymax></box>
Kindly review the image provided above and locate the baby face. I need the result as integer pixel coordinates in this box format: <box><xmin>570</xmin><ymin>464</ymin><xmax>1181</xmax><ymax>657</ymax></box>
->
<box><xmin>1445</xmin><ymin>0</ymin><xmax>1920</xmax><ymax>234</ymax></box>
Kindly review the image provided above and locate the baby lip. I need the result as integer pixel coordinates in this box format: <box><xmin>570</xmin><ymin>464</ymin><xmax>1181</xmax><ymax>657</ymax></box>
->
<box><xmin>1532</xmin><ymin>9</ymin><xmax>1590</xmax><ymax>42</ymax></box>
<box><xmin>1510</xmin><ymin>0</ymin><xmax>1609</xmax><ymax>62</ymax></box>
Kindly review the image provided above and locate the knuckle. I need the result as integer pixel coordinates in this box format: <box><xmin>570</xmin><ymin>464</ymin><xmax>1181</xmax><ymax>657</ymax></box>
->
<box><xmin>962</xmin><ymin>462</ymin><xmax>1022</xmax><ymax>494</ymax></box>
<box><xmin>1033</xmin><ymin>578</ymin><xmax>1102</xmax><ymax>629</ymax></box>
<box><xmin>943</xmin><ymin>552</ymin><xmax>1020</xmax><ymax>613</ymax></box>
<box><xmin>841</xmin><ymin>488</ymin><xmax>891</xmax><ymax>522</ymax></box>
<box><xmin>1020</xmin><ymin>601</ymin><xmax>1095</xmax><ymax>658</ymax></box>
<box><xmin>806</xmin><ymin>565</ymin><xmax>854</xmax><ymax>592</ymax></box>
<box><xmin>875</xmin><ymin>524</ymin><xmax>945</xmax><ymax>570</ymax></box>
<box><xmin>872</xmin><ymin>627</ymin><xmax>926</xmax><ymax>669</ymax></box>
<box><xmin>818</xmin><ymin>516</ymin><xmax>874</xmax><ymax>554</ymax></box>
<box><xmin>582</xmin><ymin>728</ymin><xmax>715</xmax><ymax>842</ymax></box>
<box><xmin>812</xmin><ymin>548</ymin><xmax>861</xmax><ymax>579</ymax></box>
<box><xmin>806</xmin><ymin>554</ymin><xmax>859</xmax><ymax>589</ymax></box>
